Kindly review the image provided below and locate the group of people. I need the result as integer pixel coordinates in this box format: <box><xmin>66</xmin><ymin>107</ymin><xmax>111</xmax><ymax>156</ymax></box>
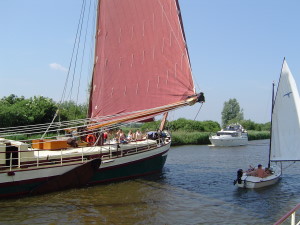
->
<box><xmin>65</xmin><ymin>127</ymin><xmax>164</xmax><ymax>147</ymax></box>
<box><xmin>246</xmin><ymin>164</ymin><xmax>272</xmax><ymax>178</ymax></box>
<box><xmin>103</xmin><ymin>129</ymin><xmax>144</xmax><ymax>144</ymax></box>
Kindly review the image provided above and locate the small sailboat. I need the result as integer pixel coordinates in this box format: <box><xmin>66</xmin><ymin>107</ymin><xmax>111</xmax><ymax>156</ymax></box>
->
<box><xmin>0</xmin><ymin>0</ymin><xmax>204</xmax><ymax>198</ymax></box>
<box><xmin>235</xmin><ymin>59</ymin><xmax>299</xmax><ymax>188</ymax></box>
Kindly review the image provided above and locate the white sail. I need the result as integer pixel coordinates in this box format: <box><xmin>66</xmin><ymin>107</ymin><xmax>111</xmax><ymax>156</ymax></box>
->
<box><xmin>271</xmin><ymin>60</ymin><xmax>300</xmax><ymax>161</ymax></box>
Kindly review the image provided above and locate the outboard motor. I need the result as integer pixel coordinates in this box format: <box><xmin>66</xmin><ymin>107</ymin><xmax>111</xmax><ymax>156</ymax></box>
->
<box><xmin>233</xmin><ymin>169</ymin><xmax>243</xmax><ymax>185</ymax></box>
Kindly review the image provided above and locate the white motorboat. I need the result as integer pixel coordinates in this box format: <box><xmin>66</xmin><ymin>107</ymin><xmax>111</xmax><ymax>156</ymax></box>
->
<box><xmin>209</xmin><ymin>123</ymin><xmax>248</xmax><ymax>147</ymax></box>
<box><xmin>235</xmin><ymin>59</ymin><xmax>300</xmax><ymax>188</ymax></box>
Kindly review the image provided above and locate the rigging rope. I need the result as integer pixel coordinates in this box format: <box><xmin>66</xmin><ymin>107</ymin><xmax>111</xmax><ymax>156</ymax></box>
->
<box><xmin>67</xmin><ymin>0</ymin><xmax>87</xmax><ymax>103</ymax></box>
<box><xmin>75</xmin><ymin>0</ymin><xmax>92</xmax><ymax>118</ymax></box>
<box><xmin>282</xmin><ymin>161</ymin><xmax>296</xmax><ymax>170</ymax></box>
<box><xmin>193</xmin><ymin>102</ymin><xmax>204</xmax><ymax>121</ymax></box>
<box><xmin>59</xmin><ymin>0</ymin><xmax>87</xmax><ymax>106</ymax></box>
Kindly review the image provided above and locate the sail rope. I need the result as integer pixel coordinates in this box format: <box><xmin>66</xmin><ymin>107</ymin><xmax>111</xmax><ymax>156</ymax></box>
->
<box><xmin>40</xmin><ymin>0</ymin><xmax>91</xmax><ymax>139</ymax></box>
<box><xmin>67</xmin><ymin>0</ymin><xmax>87</xmax><ymax>103</ymax></box>
<box><xmin>59</xmin><ymin>0</ymin><xmax>87</xmax><ymax>106</ymax></box>
<box><xmin>75</xmin><ymin>0</ymin><xmax>93</xmax><ymax>118</ymax></box>
<box><xmin>282</xmin><ymin>161</ymin><xmax>296</xmax><ymax>170</ymax></box>
<box><xmin>193</xmin><ymin>102</ymin><xmax>204</xmax><ymax>121</ymax></box>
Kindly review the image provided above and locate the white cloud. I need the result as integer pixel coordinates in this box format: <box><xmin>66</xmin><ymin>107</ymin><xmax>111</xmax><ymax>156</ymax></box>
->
<box><xmin>49</xmin><ymin>63</ymin><xmax>68</xmax><ymax>72</ymax></box>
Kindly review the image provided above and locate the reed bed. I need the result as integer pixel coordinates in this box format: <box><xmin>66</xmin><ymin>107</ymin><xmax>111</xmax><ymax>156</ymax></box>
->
<box><xmin>171</xmin><ymin>131</ymin><xmax>211</xmax><ymax>146</ymax></box>
<box><xmin>247</xmin><ymin>130</ymin><xmax>270</xmax><ymax>141</ymax></box>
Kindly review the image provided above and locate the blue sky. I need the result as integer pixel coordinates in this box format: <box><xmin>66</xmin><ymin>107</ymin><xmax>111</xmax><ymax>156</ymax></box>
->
<box><xmin>1</xmin><ymin>1</ymin><xmax>300</xmax><ymax>124</ymax></box>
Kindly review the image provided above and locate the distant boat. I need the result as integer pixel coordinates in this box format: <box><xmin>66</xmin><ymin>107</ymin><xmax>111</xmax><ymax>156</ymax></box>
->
<box><xmin>0</xmin><ymin>0</ymin><xmax>204</xmax><ymax>198</ymax></box>
<box><xmin>235</xmin><ymin>59</ymin><xmax>300</xmax><ymax>188</ymax></box>
<box><xmin>209</xmin><ymin>123</ymin><xmax>248</xmax><ymax>147</ymax></box>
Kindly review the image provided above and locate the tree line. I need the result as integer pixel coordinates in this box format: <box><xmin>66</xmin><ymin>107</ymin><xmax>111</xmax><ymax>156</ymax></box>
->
<box><xmin>0</xmin><ymin>95</ymin><xmax>270</xmax><ymax>132</ymax></box>
<box><xmin>139</xmin><ymin>118</ymin><xmax>270</xmax><ymax>133</ymax></box>
<box><xmin>0</xmin><ymin>94</ymin><xmax>87</xmax><ymax>128</ymax></box>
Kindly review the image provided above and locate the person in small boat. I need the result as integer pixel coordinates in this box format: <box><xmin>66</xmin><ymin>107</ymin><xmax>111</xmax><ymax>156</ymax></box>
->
<box><xmin>246</xmin><ymin>165</ymin><xmax>255</xmax><ymax>172</ymax></box>
<box><xmin>247</xmin><ymin>164</ymin><xmax>269</xmax><ymax>178</ymax></box>
<box><xmin>265</xmin><ymin>167</ymin><xmax>273</xmax><ymax>175</ymax></box>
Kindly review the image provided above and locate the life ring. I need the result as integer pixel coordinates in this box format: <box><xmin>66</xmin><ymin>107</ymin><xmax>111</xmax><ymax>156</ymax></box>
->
<box><xmin>86</xmin><ymin>134</ymin><xmax>96</xmax><ymax>143</ymax></box>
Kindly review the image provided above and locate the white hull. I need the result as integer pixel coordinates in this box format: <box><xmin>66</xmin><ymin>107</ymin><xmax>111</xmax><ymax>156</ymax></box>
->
<box><xmin>209</xmin><ymin>135</ymin><xmax>248</xmax><ymax>147</ymax></box>
<box><xmin>235</xmin><ymin>165</ymin><xmax>281</xmax><ymax>189</ymax></box>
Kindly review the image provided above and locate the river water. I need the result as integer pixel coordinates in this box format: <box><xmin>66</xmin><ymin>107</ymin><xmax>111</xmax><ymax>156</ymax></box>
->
<box><xmin>0</xmin><ymin>139</ymin><xmax>299</xmax><ymax>225</ymax></box>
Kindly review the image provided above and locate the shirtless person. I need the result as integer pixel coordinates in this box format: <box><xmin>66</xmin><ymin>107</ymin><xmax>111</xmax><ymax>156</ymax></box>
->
<box><xmin>247</xmin><ymin>164</ymin><xmax>269</xmax><ymax>178</ymax></box>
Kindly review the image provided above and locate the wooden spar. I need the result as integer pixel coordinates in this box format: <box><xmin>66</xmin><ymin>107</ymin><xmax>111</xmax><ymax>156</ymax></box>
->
<box><xmin>159</xmin><ymin>112</ymin><xmax>168</xmax><ymax>131</ymax></box>
<box><xmin>87</xmin><ymin>96</ymin><xmax>198</xmax><ymax>130</ymax></box>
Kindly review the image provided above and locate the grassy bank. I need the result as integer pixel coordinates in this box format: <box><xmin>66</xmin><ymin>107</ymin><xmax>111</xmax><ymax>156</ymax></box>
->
<box><xmin>171</xmin><ymin>130</ymin><xmax>270</xmax><ymax>146</ymax></box>
<box><xmin>247</xmin><ymin>130</ymin><xmax>270</xmax><ymax>141</ymax></box>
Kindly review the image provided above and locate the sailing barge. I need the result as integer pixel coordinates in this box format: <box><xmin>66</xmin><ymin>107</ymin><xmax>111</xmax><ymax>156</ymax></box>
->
<box><xmin>0</xmin><ymin>0</ymin><xmax>204</xmax><ymax>198</ymax></box>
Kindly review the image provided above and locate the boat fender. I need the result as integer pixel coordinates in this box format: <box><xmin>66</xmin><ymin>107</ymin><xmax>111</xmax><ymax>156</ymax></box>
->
<box><xmin>86</xmin><ymin>134</ymin><xmax>96</xmax><ymax>144</ymax></box>
<box><xmin>233</xmin><ymin>169</ymin><xmax>243</xmax><ymax>185</ymax></box>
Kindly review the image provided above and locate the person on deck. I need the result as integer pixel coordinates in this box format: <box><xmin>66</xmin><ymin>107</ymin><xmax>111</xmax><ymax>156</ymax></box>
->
<box><xmin>135</xmin><ymin>129</ymin><xmax>143</xmax><ymax>141</ymax></box>
<box><xmin>127</xmin><ymin>130</ymin><xmax>133</xmax><ymax>142</ymax></box>
<box><xmin>103</xmin><ymin>130</ymin><xmax>108</xmax><ymax>143</ymax></box>
<box><xmin>118</xmin><ymin>129</ymin><xmax>127</xmax><ymax>144</ymax></box>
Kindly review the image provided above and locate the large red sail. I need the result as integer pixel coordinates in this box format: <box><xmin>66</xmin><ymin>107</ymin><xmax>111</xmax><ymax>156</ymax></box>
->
<box><xmin>89</xmin><ymin>0</ymin><xmax>195</xmax><ymax>120</ymax></box>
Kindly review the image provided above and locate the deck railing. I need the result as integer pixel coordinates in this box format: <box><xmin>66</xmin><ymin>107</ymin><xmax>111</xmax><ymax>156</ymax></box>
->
<box><xmin>0</xmin><ymin>137</ymin><xmax>168</xmax><ymax>171</ymax></box>
<box><xmin>274</xmin><ymin>203</ymin><xmax>300</xmax><ymax>225</ymax></box>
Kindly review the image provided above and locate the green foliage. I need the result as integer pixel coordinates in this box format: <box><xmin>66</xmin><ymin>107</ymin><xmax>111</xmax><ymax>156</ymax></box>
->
<box><xmin>248</xmin><ymin>130</ymin><xmax>270</xmax><ymax>140</ymax></box>
<box><xmin>261</xmin><ymin>122</ymin><xmax>271</xmax><ymax>131</ymax></box>
<box><xmin>239</xmin><ymin>120</ymin><xmax>270</xmax><ymax>131</ymax></box>
<box><xmin>168</xmin><ymin>118</ymin><xmax>220</xmax><ymax>132</ymax></box>
<box><xmin>0</xmin><ymin>94</ymin><xmax>58</xmax><ymax>127</ymax></box>
<box><xmin>27</xmin><ymin>96</ymin><xmax>58</xmax><ymax>124</ymax></box>
<box><xmin>140</xmin><ymin>120</ymin><xmax>161</xmax><ymax>131</ymax></box>
<box><xmin>59</xmin><ymin>101</ymin><xmax>87</xmax><ymax>121</ymax></box>
<box><xmin>221</xmin><ymin>98</ymin><xmax>244</xmax><ymax>127</ymax></box>
<box><xmin>171</xmin><ymin>131</ymin><xmax>211</xmax><ymax>146</ymax></box>
<box><xmin>0</xmin><ymin>94</ymin><xmax>88</xmax><ymax>128</ymax></box>
<box><xmin>140</xmin><ymin>118</ymin><xmax>221</xmax><ymax>133</ymax></box>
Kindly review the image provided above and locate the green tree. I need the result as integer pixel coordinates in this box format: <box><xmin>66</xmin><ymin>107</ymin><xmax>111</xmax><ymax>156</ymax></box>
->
<box><xmin>221</xmin><ymin>98</ymin><xmax>244</xmax><ymax>127</ymax></box>
<box><xmin>26</xmin><ymin>96</ymin><xmax>58</xmax><ymax>124</ymax></box>
<box><xmin>58</xmin><ymin>101</ymin><xmax>88</xmax><ymax>121</ymax></box>
<box><xmin>0</xmin><ymin>95</ymin><xmax>58</xmax><ymax>127</ymax></box>
<box><xmin>240</xmin><ymin>120</ymin><xmax>271</xmax><ymax>131</ymax></box>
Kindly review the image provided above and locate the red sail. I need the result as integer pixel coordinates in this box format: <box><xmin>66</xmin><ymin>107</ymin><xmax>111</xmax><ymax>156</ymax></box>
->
<box><xmin>89</xmin><ymin>0</ymin><xmax>195</xmax><ymax>120</ymax></box>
